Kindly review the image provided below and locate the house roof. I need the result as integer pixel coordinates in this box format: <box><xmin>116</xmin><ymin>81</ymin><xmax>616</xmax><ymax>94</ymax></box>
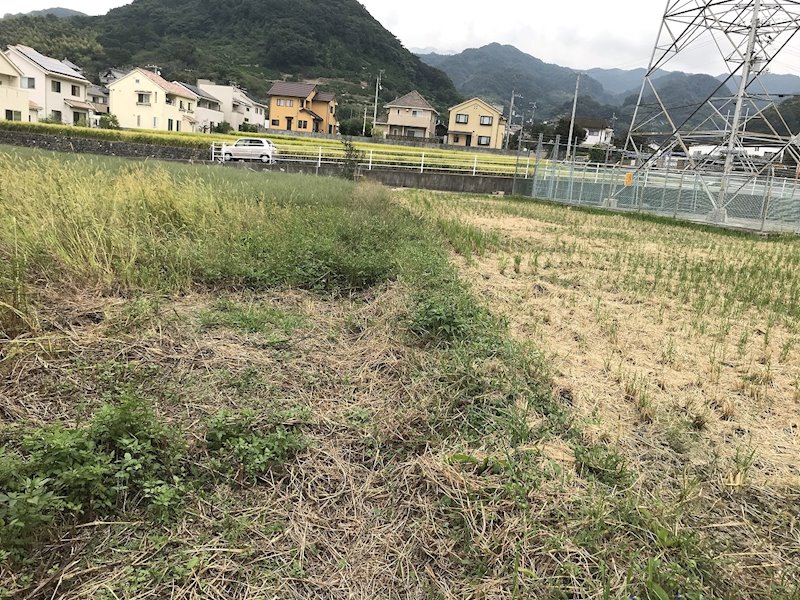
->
<box><xmin>449</xmin><ymin>97</ymin><xmax>505</xmax><ymax>117</ymax></box>
<box><xmin>385</xmin><ymin>90</ymin><xmax>438</xmax><ymax>114</ymax></box>
<box><xmin>10</xmin><ymin>45</ymin><xmax>88</xmax><ymax>81</ymax></box>
<box><xmin>117</xmin><ymin>68</ymin><xmax>198</xmax><ymax>99</ymax></box>
<box><xmin>301</xmin><ymin>107</ymin><xmax>324</xmax><ymax>121</ymax></box>
<box><xmin>178</xmin><ymin>81</ymin><xmax>220</xmax><ymax>104</ymax></box>
<box><xmin>0</xmin><ymin>51</ymin><xmax>25</xmax><ymax>77</ymax></box>
<box><xmin>88</xmin><ymin>84</ymin><xmax>109</xmax><ymax>96</ymax></box>
<box><xmin>315</xmin><ymin>91</ymin><xmax>336</xmax><ymax>103</ymax></box>
<box><xmin>268</xmin><ymin>81</ymin><xmax>316</xmax><ymax>98</ymax></box>
<box><xmin>62</xmin><ymin>58</ymin><xmax>83</xmax><ymax>73</ymax></box>
<box><xmin>64</xmin><ymin>99</ymin><xmax>96</xmax><ymax>111</ymax></box>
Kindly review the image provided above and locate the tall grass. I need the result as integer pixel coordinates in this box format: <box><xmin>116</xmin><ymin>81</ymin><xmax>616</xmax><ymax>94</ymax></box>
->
<box><xmin>0</xmin><ymin>150</ymin><xmax>419</xmax><ymax>338</ymax></box>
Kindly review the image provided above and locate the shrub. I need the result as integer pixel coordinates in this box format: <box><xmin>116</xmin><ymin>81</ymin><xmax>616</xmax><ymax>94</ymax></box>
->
<box><xmin>214</xmin><ymin>121</ymin><xmax>233</xmax><ymax>134</ymax></box>
<box><xmin>340</xmin><ymin>138</ymin><xmax>363</xmax><ymax>180</ymax></box>
<box><xmin>99</xmin><ymin>113</ymin><xmax>121</xmax><ymax>129</ymax></box>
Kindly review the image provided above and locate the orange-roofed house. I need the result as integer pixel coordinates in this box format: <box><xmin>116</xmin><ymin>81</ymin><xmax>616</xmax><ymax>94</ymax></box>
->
<box><xmin>108</xmin><ymin>67</ymin><xmax>199</xmax><ymax>132</ymax></box>
<box><xmin>373</xmin><ymin>91</ymin><xmax>438</xmax><ymax>139</ymax></box>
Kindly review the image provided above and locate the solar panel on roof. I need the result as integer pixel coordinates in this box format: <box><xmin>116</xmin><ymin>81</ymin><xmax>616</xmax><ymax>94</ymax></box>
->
<box><xmin>15</xmin><ymin>45</ymin><xmax>88</xmax><ymax>81</ymax></box>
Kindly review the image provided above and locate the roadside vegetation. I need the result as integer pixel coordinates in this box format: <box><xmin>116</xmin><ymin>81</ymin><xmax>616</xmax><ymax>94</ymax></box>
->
<box><xmin>1</xmin><ymin>147</ymin><xmax>798</xmax><ymax>599</ymax></box>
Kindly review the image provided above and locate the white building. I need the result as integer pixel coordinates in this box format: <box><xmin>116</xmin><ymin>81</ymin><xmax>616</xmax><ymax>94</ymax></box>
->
<box><xmin>688</xmin><ymin>145</ymin><xmax>784</xmax><ymax>159</ymax></box>
<box><xmin>5</xmin><ymin>45</ymin><xmax>93</xmax><ymax>125</ymax></box>
<box><xmin>582</xmin><ymin>126</ymin><xmax>614</xmax><ymax>147</ymax></box>
<box><xmin>178</xmin><ymin>82</ymin><xmax>225</xmax><ymax>133</ymax></box>
<box><xmin>196</xmin><ymin>80</ymin><xmax>267</xmax><ymax>131</ymax></box>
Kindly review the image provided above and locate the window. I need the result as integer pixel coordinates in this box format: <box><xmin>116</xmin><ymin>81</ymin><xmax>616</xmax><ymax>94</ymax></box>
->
<box><xmin>298</xmin><ymin>120</ymin><xmax>308</xmax><ymax>129</ymax></box>
<box><xmin>21</xmin><ymin>77</ymin><xmax>35</xmax><ymax>89</ymax></box>
<box><xmin>276</xmin><ymin>98</ymin><xmax>294</xmax><ymax>107</ymax></box>
<box><xmin>330</xmin><ymin>106</ymin><xmax>334</xmax><ymax>114</ymax></box>
<box><xmin>453</xmin><ymin>135</ymin><xmax>460</xmax><ymax>143</ymax></box>
<box><xmin>176</xmin><ymin>121</ymin><xmax>180</xmax><ymax>132</ymax></box>
<box><xmin>51</xmin><ymin>110</ymin><xmax>62</xmax><ymax>122</ymax></box>
<box><xmin>188</xmin><ymin>103</ymin><xmax>192</xmax><ymax>112</ymax></box>
<box><xmin>478</xmin><ymin>136</ymin><xmax>491</xmax><ymax>146</ymax></box>
<box><xmin>71</xmin><ymin>85</ymin><xmax>80</xmax><ymax>97</ymax></box>
<box><xmin>455</xmin><ymin>113</ymin><xmax>468</xmax><ymax>124</ymax></box>
<box><xmin>51</xmin><ymin>80</ymin><xmax>62</xmax><ymax>93</ymax></box>
<box><xmin>271</xmin><ymin>119</ymin><xmax>280</xmax><ymax>126</ymax></box>
<box><xmin>168</xmin><ymin>119</ymin><xmax>174</xmax><ymax>131</ymax></box>
<box><xmin>480</xmin><ymin>115</ymin><xmax>493</xmax><ymax>126</ymax></box>
<box><xmin>179</xmin><ymin>100</ymin><xmax>184</xmax><ymax>110</ymax></box>
<box><xmin>153</xmin><ymin>117</ymin><xmax>158</xmax><ymax>128</ymax></box>
<box><xmin>137</xmin><ymin>92</ymin><xmax>151</xmax><ymax>105</ymax></box>
<box><xmin>4</xmin><ymin>110</ymin><xmax>22</xmax><ymax>121</ymax></box>
<box><xmin>412</xmin><ymin>110</ymin><xmax>420</xmax><ymax>117</ymax></box>
<box><xmin>136</xmin><ymin>115</ymin><xmax>141</xmax><ymax>127</ymax></box>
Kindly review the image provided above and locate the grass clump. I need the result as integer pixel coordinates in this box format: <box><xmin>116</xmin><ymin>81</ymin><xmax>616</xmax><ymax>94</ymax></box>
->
<box><xmin>0</xmin><ymin>394</ymin><xmax>185</xmax><ymax>553</ymax></box>
<box><xmin>199</xmin><ymin>298</ymin><xmax>304</xmax><ymax>337</ymax></box>
<box><xmin>205</xmin><ymin>410</ymin><xmax>307</xmax><ymax>481</ymax></box>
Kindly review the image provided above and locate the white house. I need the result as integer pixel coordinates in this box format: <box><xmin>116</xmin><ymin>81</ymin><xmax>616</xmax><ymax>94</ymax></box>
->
<box><xmin>177</xmin><ymin>82</ymin><xmax>225</xmax><ymax>133</ymax></box>
<box><xmin>5</xmin><ymin>45</ymin><xmax>93</xmax><ymax>125</ymax></box>
<box><xmin>108</xmin><ymin>68</ymin><xmax>199</xmax><ymax>132</ymax></box>
<box><xmin>572</xmin><ymin>117</ymin><xmax>614</xmax><ymax>147</ymax></box>
<box><xmin>197</xmin><ymin>79</ymin><xmax>267</xmax><ymax>131</ymax></box>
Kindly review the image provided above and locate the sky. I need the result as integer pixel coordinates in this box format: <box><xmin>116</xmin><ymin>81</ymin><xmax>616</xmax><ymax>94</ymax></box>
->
<box><xmin>4</xmin><ymin>0</ymin><xmax>800</xmax><ymax>74</ymax></box>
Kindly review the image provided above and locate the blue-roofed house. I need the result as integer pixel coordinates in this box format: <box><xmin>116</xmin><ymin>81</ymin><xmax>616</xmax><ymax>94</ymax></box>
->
<box><xmin>5</xmin><ymin>44</ymin><xmax>94</xmax><ymax>125</ymax></box>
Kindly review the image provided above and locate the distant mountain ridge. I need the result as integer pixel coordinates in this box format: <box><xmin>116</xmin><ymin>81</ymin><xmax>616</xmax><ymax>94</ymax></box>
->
<box><xmin>418</xmin><ymin>44</ymin><xmax>800</xmax><ymax>129</ymax></box>
<box><xmin>2</xmin><ymin>7</ymin><xmax>87</xmax><ymax>19</ymax></box>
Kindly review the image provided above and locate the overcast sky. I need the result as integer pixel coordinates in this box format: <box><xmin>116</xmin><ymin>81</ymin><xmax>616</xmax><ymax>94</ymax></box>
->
<box><xmin>5</xmin><ymin>0</ymin><xmax>800</xmax><ymax>74</ymax></box>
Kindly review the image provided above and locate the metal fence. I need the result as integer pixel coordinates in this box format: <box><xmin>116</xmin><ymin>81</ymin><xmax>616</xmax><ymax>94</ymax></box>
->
<box><xmin>512</xmin><ymin>160</ymin><xmax>800</xmax><ymax>233</ymax></box>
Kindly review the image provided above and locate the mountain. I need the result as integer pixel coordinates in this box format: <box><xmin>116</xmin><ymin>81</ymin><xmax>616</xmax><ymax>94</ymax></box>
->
<box><xmin>418</xmin><ymin>43</ymin><xmax>614</xmax><ymax>119</ymax></box>
<box><xmin>2</xmin><ymin>8</ymin><xmax>87</xmax><ymax>19</ymax></box>
<box><xmin>719</xmin><ymin>72</ymin><xmax>800</xmax><ymax>96</ymax></box>
<box><xmin>586</xmin><ymin>67</ymin><xmax>674</xmax><ymax>99</ymax></box>
<box><xmin>0</xmin><ymin>0</ymin><xmax>460</xmax><ymax>109</ymax></box>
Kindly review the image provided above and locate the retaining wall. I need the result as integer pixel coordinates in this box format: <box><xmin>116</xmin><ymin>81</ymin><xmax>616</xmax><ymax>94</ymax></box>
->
<box><xmin>1</xmin><ymin>130</ymin><xmax>515</xmax><ymax>195</ymax></box>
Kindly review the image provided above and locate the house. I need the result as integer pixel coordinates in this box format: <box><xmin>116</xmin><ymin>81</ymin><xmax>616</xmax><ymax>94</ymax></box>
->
<box><xmin>266</xmin><ymin>81</ymin><xmax>338</xmax><ymax>135</ymax></box>
<box><xmin>177</xmin><ymin>82</ymin><xmax>225</xmax><ymax>133</ymax></box>
<box><xmin>99</xmin><ymin>68</ymin><xmax>129</xmax><ymax>86</ymax></box>
<box><xmin>108</xmin><ymin>67</ymin><xmax>199</xmax><ymax>132</ymax></box>
<box><xmin>373</xmin><ymin>91</ymin><xmax>438</xmax><ymax>139</ymax></box>
<box><xmin>578</xmin><ymin>118</ymin><xmax>614</xmax><ymax>147</ymax></box>
<box><xmin>445</xmin><ymin>98</ymin><xmax>507</xmax><ymax>149</ymax></box>
<box><xmin>197</xmin><ymin>80</ymin><xmax>268</xmax><ymax>131</ymax></box>
<box><xmin>5</xmin><ymin>44</ymin><xmax>93</xmax><ymax>125</ymax></box>
<box><xmin>88</xmin><ymin>85</ymin><xmax>110</xmax><ymax>114</ymax></box>
<box><xmin>0</xmin><ymin>49</ymin><xmax>30</xmax><ymax>122</ymax></box>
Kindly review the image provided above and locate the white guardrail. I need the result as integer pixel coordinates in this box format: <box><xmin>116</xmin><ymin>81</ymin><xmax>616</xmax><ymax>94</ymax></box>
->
<box><xmin>210</xmin><ymin>142</ymin><xmax>538</xmax><ymax>178</ymax></box>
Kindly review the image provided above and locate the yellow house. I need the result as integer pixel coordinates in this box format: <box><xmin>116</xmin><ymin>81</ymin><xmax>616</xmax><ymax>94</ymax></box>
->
<box><xmin>0</xmin><ymin>49</ymin><xmax>30</xmax><ymax>122</ymax></box>
<box><xmin>108</xmin><ymin>68</ymin><xmax>199</xmax><ymax>132</ymax></box>
<box><xmin>374</xmin><ymin>91</ymin><xmax>438</xmax><ymax>139</ymax></box>
<box><xmin>267</xmin><ymin>81</ymin><xmax>338</xmax><ymax>135</ymax></box>
<box><xmin>446</xmin><ymin>98</ymin><xmax>507</xmax><ymax>150</ymax></box>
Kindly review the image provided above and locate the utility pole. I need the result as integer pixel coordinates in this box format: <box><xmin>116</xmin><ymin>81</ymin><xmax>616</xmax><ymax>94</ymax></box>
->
<box><xmin>372</xmin><ymin>70</ymin><xmax>384</xmax><ymax>130</ymax></box>
<box><xmin>605</xmin><ymin>112</ymin><xmax>618</xmax><ymax>164</ymax></box>
<box><xmin>504</xmin><ymin>90</ymin><xmax>519</xmax><ymax>150</ymax></box>
<box><xmin>565</xmin><ymin>72</ymin><xmax>582</xmax><ymax>163</ymax></box>
<box><xmin>362</xmin><ymin>106</ymin><xmax>368</xmax><ymax>136</ymax></box>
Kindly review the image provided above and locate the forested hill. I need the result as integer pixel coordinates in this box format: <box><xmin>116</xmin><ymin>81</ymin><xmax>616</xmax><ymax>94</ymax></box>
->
<box><xmin>0</xmin><ymin>0</ymin><xmax>461</xmax><ymax>109</ymax></box>
<box><xmin>2</xmin><ymin>8</ymin><xmax>87</xmax><ymax>19</ymax></box>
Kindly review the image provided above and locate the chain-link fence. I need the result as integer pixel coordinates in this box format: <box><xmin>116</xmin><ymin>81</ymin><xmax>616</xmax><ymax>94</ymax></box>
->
<box><xmin>512</xmin><ymin>158</ymin><xmax>800</xmax><ymax>233</ymax></box>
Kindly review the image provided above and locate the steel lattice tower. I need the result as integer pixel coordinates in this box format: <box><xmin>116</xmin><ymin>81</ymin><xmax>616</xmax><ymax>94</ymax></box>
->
<box><xmin>625</xmin><ymin>0</ymin><xmax>800</xmax><ymax>219</ymax></box>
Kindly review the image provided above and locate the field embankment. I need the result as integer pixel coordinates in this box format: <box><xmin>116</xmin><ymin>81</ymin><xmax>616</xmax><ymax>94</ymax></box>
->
<box><xmin>0</xmin><ymin>146</ymin><xmax>798</xmax><ymax>599</ymax></box>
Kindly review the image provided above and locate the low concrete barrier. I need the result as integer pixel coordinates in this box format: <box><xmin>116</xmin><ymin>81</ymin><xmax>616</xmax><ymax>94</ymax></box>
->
<box><xmin>1</xmin><ymin>130</ymin><xmax>515</xmax><ymax>195</ymax></box>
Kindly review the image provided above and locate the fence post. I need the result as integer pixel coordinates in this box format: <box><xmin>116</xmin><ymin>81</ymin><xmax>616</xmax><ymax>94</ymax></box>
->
<box><xmin>578</xmin><ymin>164</ymin><xmax>586</xmax><ymax>205</ymax></box>
<box><xmin>316</xmin><ymin>147</ymin><xmax>322</xmax><ymax>176</ymax></box>
<box><xmin>420</xmin><ymin>153</ymin><xmax>425</xmax><ymax>174</ymax></box>
<box><xmin>761</xmin><ymin>170</ymin><xmax>774</xmax><ymax>232</ymax></box>
<box><xmin>473</xmin><ymin>157</ymin><xmax>478</xmax><ymax>176</ymax></box>
<box><xmin>369</xmin><ymin>150</ymin><xmax>373</xmax><ymax>171</ymax></box>
<box><xmin>675</xmin><ymin>172</ymin><xmax>685</xmax><ymax>219</ymax></box>
<box><xmin>595</xmin><ymin>163</ymin><xmax>601</xmax><ymax>183</ymax></box>
<box><xmin>525</xmin><ymin>153</ymin><xmax>531</xmax><ymax>178</ymax></box>
<box><xmin>549</xmin><ymin>135</ymin><xmax>560</xmax><ymax>201</ymax></box>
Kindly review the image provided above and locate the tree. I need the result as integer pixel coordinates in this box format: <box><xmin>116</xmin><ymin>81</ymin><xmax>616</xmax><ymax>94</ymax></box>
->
<box><xmin>338</xmin><ymin>117</ymin><xmax>369</xmax><ymax>137</ymax></box>
<box><xmin>554</xmin><ymin>118</ymin><xmax>587</xmax><ymax>145</ymax></box>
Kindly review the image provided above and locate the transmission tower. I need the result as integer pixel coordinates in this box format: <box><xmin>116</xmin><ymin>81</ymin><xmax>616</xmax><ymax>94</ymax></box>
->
<box><xmin>624</xmin><ymin>0</ymin><xmax>800</xmax><ymax>220</ymax></box>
